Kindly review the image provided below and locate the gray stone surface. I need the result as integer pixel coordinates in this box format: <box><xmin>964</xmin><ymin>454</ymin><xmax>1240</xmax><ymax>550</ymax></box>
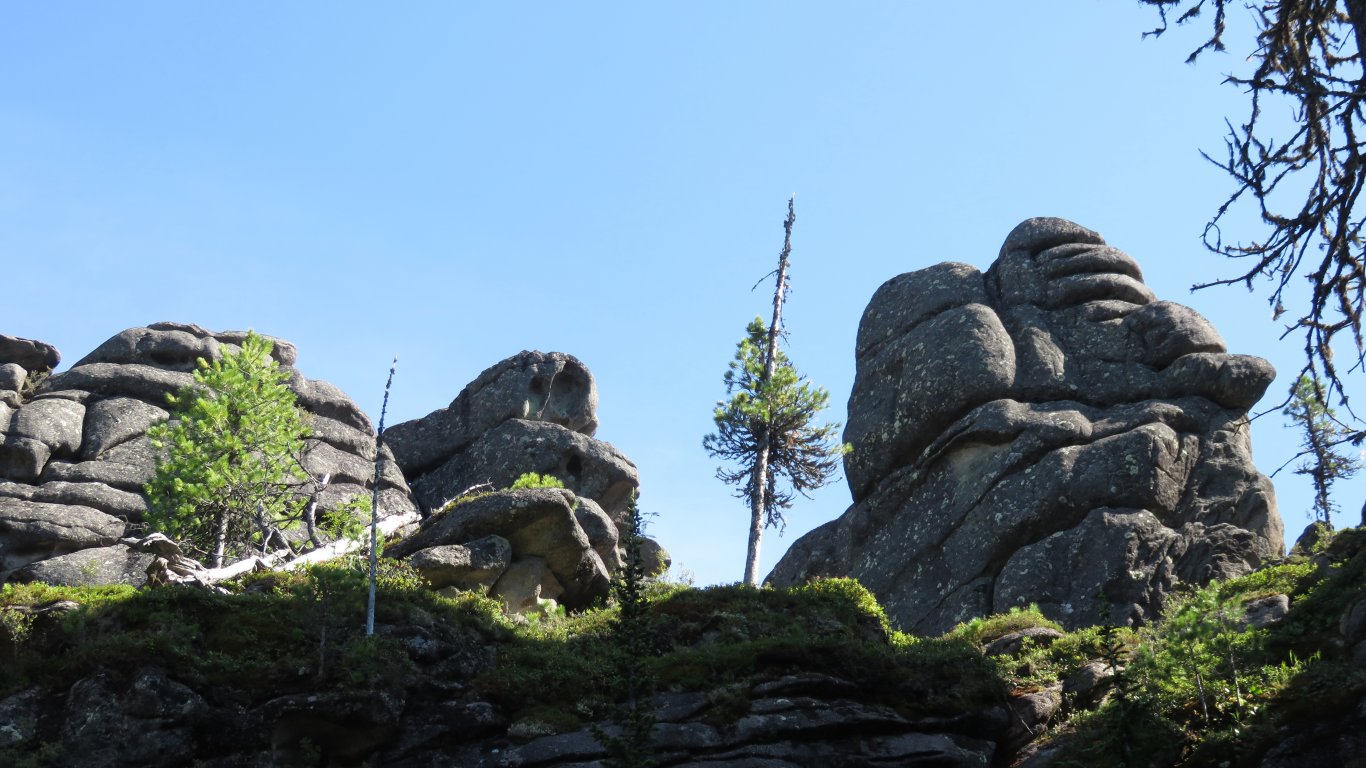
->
<box><xmin>1341</xmin><ymin>598</ymin><xmax>1366</xmax><ymax>647</ymax></box>
<box><xmin>573</xmin><ymin>497</ymin><xmax>621</xmax><ymax>570</ymax></box>
<box><xmin>982</xmin><ymin>627</ymin><xmax>1064</xmax><ymax>657</ymax></box>
<box><xmin>41</xmin><ymin>363</ymin><xmax>195</xmax><ymax>403</ymax></box>
<box><xmin>12</xmin><ymin>398</ymin><xmax>86</xmax><ymax>456</ymax></box>
<box><xmin>1005</xmin><ymin>690</ymin><xmax>1060</xmax><ymax>750</ymax></box>
<box><xmin>0</xmin><ymin>335</ymin><xmax>60</xmax><ymax>372</ymax></box>
<box><xmin>0</xmin><ymin>435</ymin><xmax>50</xmax><ymax>483</ymax></box>
<box><xmin>24</xmin><ymin>481</ymin><xmax>149</xmax><ymax>521</ymax></box>
<box><xmin>3</xmin><ymin>324</ymin><xmax>416</xmax><ymax>584</ymax></box>
<box><xmin>43</xmin><ymin>436</ymin><xmax>158</xmax><ymax>490</ymax></box>
<box><xmin>390</xmin><ymin>488</ymin><xmax>608</xmax><ymax>609</ymax></box>
<box><xmin>1240</xmin><ymin>593</ymin><xmax>1290</xmax><ymax>631</ymax></box>
<box><xmin>640</xmin><ymin>536</ymin><xmax>671</xmax><ymax>577</ymax></box>
<box><xmin>768</xmin><ymin>218</ymin><xmax>1284</xmax><ymax>634</ymax></box>
<box><xmin>80</xmin><ymin>397</ymin><xmax>168</xmax><ymax>460</ymax></box>
<box><xmin>489</xmin><ymin>555</ymin><xmax>564</xmax><ymax>614</ymax></box>
<box><xmin>387</xmin><ymin>350</ymin><xmax>599</xmax><ymax>478</ymax></box>
<box><xmin>11</xmin><ymin>543</ymin><xmax>153</xmax><ymax>587</ymax></box>
<box><xmin>409</xmin><ymin>418</ymin><xmax>639</xmax><ymax>521</ymax></box>
<box><xmin>77</xmin><ymin>323</ymin><xmax>297</xmax><ymax>370</ymax></box>
<box><xmin>0</xmin><ymin>497</ymin><xmax>123</xmax><ymax>572</ymax></box>
<box><xmin>407</xmin><ymin>535</ymin><xmax>511</xmax><ymax>590</ymax></box>
<box><xmin>55</xmin><ymin>670</ymin><xmax>201</xmax><ymax>767</ymax></box>
<box><xmin>0</xmin><ymin>364</ymin><xmax>25</xmax><ymax>392</ymax></box>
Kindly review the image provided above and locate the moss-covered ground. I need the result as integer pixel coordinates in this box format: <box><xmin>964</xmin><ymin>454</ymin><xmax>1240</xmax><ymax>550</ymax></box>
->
<box><xmin>1</xmin><ymin>528</ymin><xmax>1364</xmax><ymax>768</ymax></box>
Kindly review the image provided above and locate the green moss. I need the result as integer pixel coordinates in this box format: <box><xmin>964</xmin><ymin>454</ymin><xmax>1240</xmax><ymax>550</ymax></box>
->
<box><xmin>944</xmin><ymin>604</ymin><xmax>1063</xmax><ymax>647</ymax></box>
<box><xmin>0</xmin><ymin>561</ymin><xmax>507</xmax><ymax>702</ymax></box>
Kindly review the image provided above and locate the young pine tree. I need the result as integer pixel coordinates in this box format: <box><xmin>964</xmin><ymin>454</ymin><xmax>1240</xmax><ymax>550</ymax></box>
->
<box><xmin>1283</xmin><ymin>373</ymin><xmax>1360</xmax><ymax>529</ymax></box>
<box><xmin>590</xmin><ymin>491</ymin><xmax>657</xmax><ymax>768</ymax></box>
<box><xmin>145</xmin><ymin>330</ymin><xmax>311</xmax><ymax>567</ymax></box>
<box><xmin>703</xmin><ymin>316</ymin><xmax>846</xmax><ymax>586</ymax></box>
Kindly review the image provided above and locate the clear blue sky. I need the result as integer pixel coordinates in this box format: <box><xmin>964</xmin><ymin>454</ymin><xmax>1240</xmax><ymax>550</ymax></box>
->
<box><xmin>2</xmin><ymin>2</ymin><xmax>1350</xmax><ymax>585</ymax></box>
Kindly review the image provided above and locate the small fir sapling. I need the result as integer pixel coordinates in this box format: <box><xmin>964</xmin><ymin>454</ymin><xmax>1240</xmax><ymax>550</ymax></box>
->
<box><xmin>1282</xmin><ymin>373</ymin><xmax>1361</xmax><ymax>529</ymax></box>
<box><xmin>591</xmin><ymin>491</ymin><xmax>658</xmax><ymax>768</ymax></box>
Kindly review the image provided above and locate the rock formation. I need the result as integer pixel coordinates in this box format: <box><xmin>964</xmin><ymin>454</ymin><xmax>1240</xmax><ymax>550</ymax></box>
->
<box><xmin>387</xmin><ymin>351</ymin><xmax>643</xmax><ymax>534</ymax></box>
<box><xmin>384</xmin><ymin>350</ymin><xmax>651</xmax><ymax>612</ymax></box>
<box><xmin>768</xmin><ymin>217</ymin><xmax>1284</xmax><ymax>633</ymax></box>
<box><xmin>0</xmin><ymin>323</ymin><xmax>415</xmax><ymax>586</ymax></box>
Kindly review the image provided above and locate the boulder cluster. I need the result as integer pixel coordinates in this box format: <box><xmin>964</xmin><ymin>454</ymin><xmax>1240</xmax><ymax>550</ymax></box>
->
<box><xmin>769</xmin><ymin>217</ymin><xmax>1286</xmax><ymax>633</ymax></box>
<box><xmin>1</xmin><ymin>328</ymin><xmax>648</xmax><ymax>613</ymax></box>
<box><xmin>0</xmin><ymin>324</ymin><xmax>415</xmax><ymax>587</ymax></box>
<box><xmin>384</xmin><ymin>350</ymin><xmax>648</xmax><ymax>613</ymax></box>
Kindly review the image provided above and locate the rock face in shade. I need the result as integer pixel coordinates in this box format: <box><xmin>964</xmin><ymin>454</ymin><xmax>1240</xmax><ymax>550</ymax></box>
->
<box><xmin>767</xmin><ymin>217</ymin><xmax>1284</xmax><ymax>634</ymax></box>
<box><xmin>386</xmin><ymin>350</ymin><xmax>641</xmax><ymax>534</ymax></box>
<box><xmin>0</xmin><ymin>323</ymin><xmax>416</xmax><ymax>585</ymax></box>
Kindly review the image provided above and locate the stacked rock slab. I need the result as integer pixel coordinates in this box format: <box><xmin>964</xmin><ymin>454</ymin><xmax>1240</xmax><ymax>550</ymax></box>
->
<box><xmin>0</xmin><ymin>322</ymin><xmax>416</xmax><ymax>586</ymax></box>
<box><xmin>768</xmin><ymin>218</ymin><xmax>1284</xmax><ymax>634</ymax></box>
<box><xmin>385</xmin><ymin>350</ymin><xmax>642</xmax><ymax>542</ymax></box>
<box><xmin>390</xmin><ymin>487</ymin><xmax>617</xmax><ymax>612</ymax></box>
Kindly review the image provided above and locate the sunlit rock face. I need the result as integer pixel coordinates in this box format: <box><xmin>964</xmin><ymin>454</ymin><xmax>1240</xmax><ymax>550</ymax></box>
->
<box><xmin>768</xmin><ymin>217</ymin><xmax>1283</xmax><ymax>634</ymax></box>
<box><xmin>0</xmin><ymin>323</ymin><xmax>416</xmax><ymax>586</ymax></box>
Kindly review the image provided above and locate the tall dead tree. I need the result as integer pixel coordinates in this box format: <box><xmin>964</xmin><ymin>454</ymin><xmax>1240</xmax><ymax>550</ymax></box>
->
<box><xmin>745</xmin><ymin>198</ymin><xmax>796</xmax><ymax>586</ymax></box>
<box><xmin>704</xmin><ymin>197</ymin><xmax>847</xmax><ymax>586</ymax></box>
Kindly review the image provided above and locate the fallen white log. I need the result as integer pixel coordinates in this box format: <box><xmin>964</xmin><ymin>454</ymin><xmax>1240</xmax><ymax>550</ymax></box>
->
<box><xmin>145</xmin><ymin>510</ymin><xmax>422</xmax><ymax>587</ymax></box>
<box><xmin>275</xmin><ymin>510</ymin><xmax>420</xmax><ymax>572</ymax></box>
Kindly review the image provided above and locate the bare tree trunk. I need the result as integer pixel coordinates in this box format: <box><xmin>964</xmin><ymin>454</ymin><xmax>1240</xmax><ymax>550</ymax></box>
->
<box><xmin>213</xmin><ymin>508</ymin><xmax>230</xmax><ymax>569</ymax></box>
<box><xmin>306</xmin><ymin>473</ymin><xmax>331</xmax><ymax>550</ymax></box>
<box><xmin>744</xmin><ymin>445</ymin><xmax>769</xmax><ymax>586</ymax></box>
<box><xmin>367</xmin><ymin>356</ymin><xmax>398</xmax><ymax>636</ymax></box>
<box><xmin>744</xmin><ymin>197</ymin><xmax>795</xmax><ymax>586</ymax></box>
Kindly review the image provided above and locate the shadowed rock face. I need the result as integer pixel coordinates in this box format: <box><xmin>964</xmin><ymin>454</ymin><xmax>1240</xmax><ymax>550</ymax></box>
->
<box><xmin>768</xmin><ymin>217</ymin><xmax>1284</xmax><ymax>634</ymax></box>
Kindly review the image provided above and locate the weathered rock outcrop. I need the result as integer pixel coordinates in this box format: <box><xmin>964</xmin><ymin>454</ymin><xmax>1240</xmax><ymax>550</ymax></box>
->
<box><xmin>0</xmin><ymin>323</ymin><xmax>416</xmax><ymax>586</ymax></box>
<box><xmin>387</xmin><ymin>350</ymin><xmax>643</xmax><ymax>541</ymax></box>
<box><xmin>768</xmin><ymin>218</ymin><xmax>1284</xmax><ymax>633</ymax></box>
<box><xmin>391</xmin><ymin>488</ymin><xmax>613</xmax><ymax>611</ymax></box>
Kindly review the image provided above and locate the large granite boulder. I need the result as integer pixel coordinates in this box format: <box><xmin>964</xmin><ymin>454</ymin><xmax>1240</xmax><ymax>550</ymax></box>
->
<box><xmin>390</xmin><ymin>488</ymin><xmax>610</xmax><ymax>611</ymax></box>
<box><xmin>0</xmin><ymin>324</ymin><xmax>417</xmax><ymax>585</ymax></box>
<box><xmin>387</xmin><ymin>350</ymin><xmax>640</xmax><ymax>532</ymax></box>
<box><xmin>386</xmin><ymin>350</ymin><xmax>598</xmax><ymax>477</ymax></box>
<box><xmin>768</xmin><ymin>217</ymin><xmax>1284</xmax><ymax>633</ymax></box>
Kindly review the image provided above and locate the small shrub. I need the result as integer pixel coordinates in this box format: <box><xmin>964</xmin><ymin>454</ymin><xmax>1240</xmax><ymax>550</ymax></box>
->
<box><xmin>510</xmin><ymin>472</ymin><xmax>566</xmax><ymax>490</ymax></box>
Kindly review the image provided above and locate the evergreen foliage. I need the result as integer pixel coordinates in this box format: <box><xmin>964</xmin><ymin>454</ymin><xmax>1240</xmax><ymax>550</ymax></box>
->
<box><xmin>590</xmin><ymin>491</ymin><xmax>657</xmax><ymax>767</ymax></box>
<box><xmin>703</xmin><ymin>317</ymin><xmax>846</xmax><ymax>539</ymax></box>
<box><xmin>510</xmin><ymin>472</ymin><xmax>567</xmax><ymax>490</ymax></box>
<box><xmin>1284</xmin><ymin>373</ymin><xmax>1361</xmax><ymax>528</ymax></box>
<box><xmin>144</xmin><ymin>331</ymin><xmax>312</xmax><ymax>567</ymax></box>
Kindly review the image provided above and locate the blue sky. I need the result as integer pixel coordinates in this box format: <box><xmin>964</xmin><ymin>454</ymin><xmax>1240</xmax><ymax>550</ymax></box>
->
<box><xmin>2</xmin><ymin>2</ymin><xmax>1351</xmax><ymax>585</ymax></box>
